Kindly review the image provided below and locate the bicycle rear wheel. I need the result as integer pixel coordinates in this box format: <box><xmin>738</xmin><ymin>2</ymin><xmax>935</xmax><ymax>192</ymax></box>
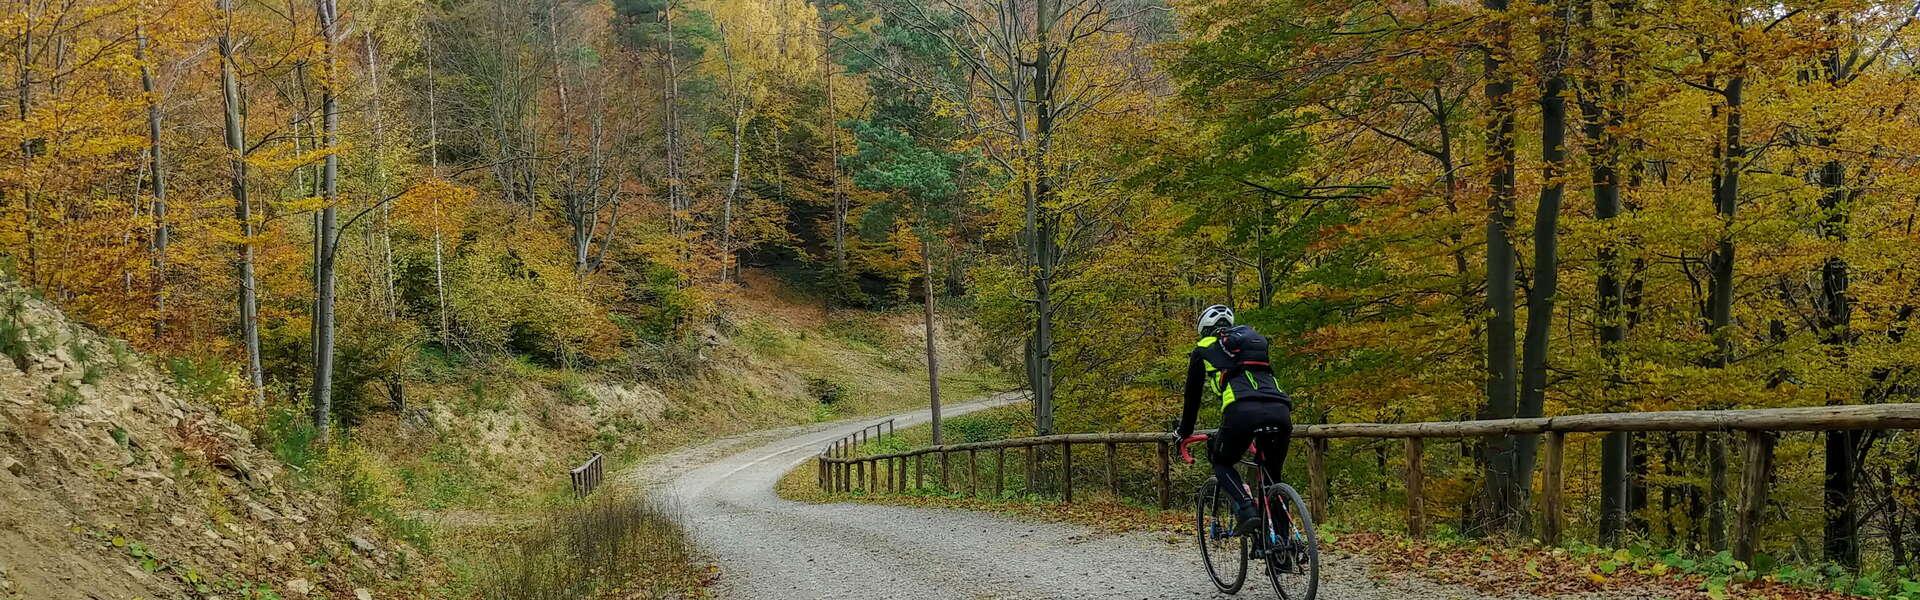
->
<box><xmin>1196</xmin><ymin>478</ymin><xmax>1247</xmax><ymax>593</ymax></box>
<box><xmin>1262</xmin><ymin>483</ymin><xmax>1319</xmax><ymax>600</ymax></box>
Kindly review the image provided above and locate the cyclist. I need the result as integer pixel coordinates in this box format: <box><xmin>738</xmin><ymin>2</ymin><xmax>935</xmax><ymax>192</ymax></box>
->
<box><xmin>1174</xmin><ymin>304</ymin><xmax>1294</xmax><ymax>534</ymax></box>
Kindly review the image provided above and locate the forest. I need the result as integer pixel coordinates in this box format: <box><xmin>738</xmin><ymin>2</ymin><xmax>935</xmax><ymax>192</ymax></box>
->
<box><xmin>3</xmin><ymin>0</ymin><xmax>1919</xmax><ymax>587</ymax></box>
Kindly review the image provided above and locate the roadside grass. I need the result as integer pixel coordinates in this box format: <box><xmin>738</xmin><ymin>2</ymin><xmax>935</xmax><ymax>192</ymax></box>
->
<box><xmin>470</xmin><ymin>491</ymin><xmax>712</xmax><ymax>600</ymax></box>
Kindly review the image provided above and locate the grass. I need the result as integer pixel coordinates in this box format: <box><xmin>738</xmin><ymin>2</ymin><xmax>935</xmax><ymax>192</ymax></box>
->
<box><xmin>471</xmin><ymin>491</ymin><xmax>709</xmax><ymax>600</ymax></box>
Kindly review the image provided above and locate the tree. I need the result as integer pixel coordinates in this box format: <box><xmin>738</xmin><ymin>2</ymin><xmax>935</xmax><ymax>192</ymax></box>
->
<box><xmin>875</xmin><ymin>0</ymin><xmax>1157</xmax><ymax>434</ymax></box>
<box><xmin>1479</xmin><ymin>0</ymin><xmax>1523</xmax><ymax>531</ymax></box>
<box><xmin>313</xmin><ymin>0</ymin><xmax>343</xmax><ymax>442</ymax></box>
<box><xmin>219</xmin><ymin>0</ymin><xmax>265</xmax><ymax>404</ymax></box>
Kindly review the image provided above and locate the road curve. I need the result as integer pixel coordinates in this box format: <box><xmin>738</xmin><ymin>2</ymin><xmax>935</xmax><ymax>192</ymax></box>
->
<box><xmin>632</xmin><ymin>393</ymin><xmax>1509</xmax><ymax>600</ymax></box>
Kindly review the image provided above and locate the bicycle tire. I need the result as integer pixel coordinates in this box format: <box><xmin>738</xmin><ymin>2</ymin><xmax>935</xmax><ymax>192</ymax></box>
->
<box><xmin>1196</xmin><ymin>478</ymin><xmax>1248</xmax><ymax>593</ymax></box>
<box><xmin>1261</xmin><ymin>483</ymin><xmax>1319</xmax><ymax>600</ymax></box>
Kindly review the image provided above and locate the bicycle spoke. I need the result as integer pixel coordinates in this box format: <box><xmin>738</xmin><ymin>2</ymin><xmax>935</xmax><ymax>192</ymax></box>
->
<box><xmin>1195</xmin><ymin>480</ymin><xmax>1247</xmax><ymax>594</ymax></box>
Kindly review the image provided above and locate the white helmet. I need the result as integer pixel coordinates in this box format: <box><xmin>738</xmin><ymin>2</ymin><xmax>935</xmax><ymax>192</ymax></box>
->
<box><xmin>1197</xmin><ymin>304</ymin><xmax>1235</xmax><ymax>334</ymax></box>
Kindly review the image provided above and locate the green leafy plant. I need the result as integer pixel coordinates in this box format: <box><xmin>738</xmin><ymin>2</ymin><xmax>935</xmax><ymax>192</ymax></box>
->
<box><xmin>46</xmin><ymin>381</ymin><xmax>81</xmax><ymax>411</ymax></box>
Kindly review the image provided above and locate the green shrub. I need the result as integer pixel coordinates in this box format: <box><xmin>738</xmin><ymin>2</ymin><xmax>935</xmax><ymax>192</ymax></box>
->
<box><xmin>47</xmin><ymin>381</ymin><xmax>81</xmax><ymax>411</ymax></box>
<box><xmin>69</xmin><ymin>339</ymin><xmax>106</xmax><ymax>384</ymax></box>
<box><xmin>807</xmin><ymin>377</ymin><xmax>846</xmax><ymax>406</ymax></box>
<box><xmin>0</xmin><ymin>292</ymin><xmax>42</xmax><ymax>371</ymax></box>
<box><xmin>167</xmin><ymin>355</ymin><xmax>238</xmax><ymax>404</ymax></box>
<box><xmin>943</xmin><ymin>412</ymin><xmax>1016</xmax><ymax>443</ymax></box>
<box><xmin>263</xmin><ymin>407</ymin><xmax>321</xmax><ymax>472</ymax></box>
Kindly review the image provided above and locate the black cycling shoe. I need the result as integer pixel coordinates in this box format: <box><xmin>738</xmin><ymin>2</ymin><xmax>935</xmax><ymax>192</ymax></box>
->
<box><xmin>1232</xmin><ymin>501</ymin><xmax>1263</xmax><ymax>535</ymax></box>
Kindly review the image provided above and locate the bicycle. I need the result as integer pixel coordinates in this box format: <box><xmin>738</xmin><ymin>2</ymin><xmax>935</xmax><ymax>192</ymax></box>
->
<box><xmin>1180</xmin><ymin>432</ymin><xmax>1320</xmax><ymax>599</ymax></box>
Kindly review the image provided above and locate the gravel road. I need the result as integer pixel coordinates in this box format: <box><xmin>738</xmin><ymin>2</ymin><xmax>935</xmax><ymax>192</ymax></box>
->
<box><xmin>632</xmin><ymin>393</ymin><xmax>1515</xmax><ymax>600</ymax></box>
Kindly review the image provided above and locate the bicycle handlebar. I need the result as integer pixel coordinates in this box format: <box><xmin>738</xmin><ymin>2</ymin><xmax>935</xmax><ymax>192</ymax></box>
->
<box><xmin>1178</xmin><ymin>433</ymin><xmax>1210</xmax><ymax>464</ymax></box>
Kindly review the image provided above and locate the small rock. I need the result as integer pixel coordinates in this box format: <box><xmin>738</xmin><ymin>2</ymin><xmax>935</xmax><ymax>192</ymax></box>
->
<box><xmin>168</xmin><ymin>515</ymin><xmax>188</xmax><ymax>528</ymax></box>
<box><xmin>354</xmin><ymin>589</ymin><xmax>373</xmax><ymax>600</ymax></box>
<box><xmin>348</xmin><ymin>536</ymin><xmax>377</xmax><ymax>554</ymax></box>
<box><xmin>1</xmin><ymin>457</ymin><xmax>25</xmax><ymax>477</ymax></box>
<box><xmin>286</xmin><ymin>578</ymin><xmax>313</xmax><ymax>595</ymax></box>
<box><xmin>246</xmin><ymin>501</ymin><xmax>280</xmax><ymax>521</ymax></box>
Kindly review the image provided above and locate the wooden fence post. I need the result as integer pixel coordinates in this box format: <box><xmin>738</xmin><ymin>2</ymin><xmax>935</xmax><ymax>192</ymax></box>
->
<box><xmin>857</xmin><ymin>460</ymin><xmax>866</xmax><ymax>492</ymax></box>
<box><xmin>1062</xmin><ymin>441</ymin><xmax>1074</xmax><ymax>503</ymax></box>
<box><xmin>941</xmin><ymin>451</ymin><xmax>951</xmax><ymax>491</ymax></box>
<box><xmin>1105</xmin><ymin>442</ymin><xmax>1118</xmax><ymax>496</ymax></box>
<box><xmin>968</xmin><ymin>449</ymin><xmax>979</xmax><ymax>497</ymax></box>
<box><xmin>896</xmin><ymin>456</ymin><xmax>906</xmax><ymax>493</ymax></box>
<box><xmin>1157</xmin><ymin>440</ymin><xmax>1172</xmax><ymax>510</ymax></box>
<box><xmin>872</xmin><ymin>459</ymin><xmax>880</xmax><ymax>491</ymax></box>
<box><xmin>1733</xmin><ymin>430</ymin><xmax>1776</xmax><ymax>563</ymax></box>
<box><xmin>1026</xmin><ymin>445</ymin><xmax>1039</xmax><ymax>496</ymax></box>
<box><xmin>916</xmin><ymin>453</ymin><xmax>925</xmax><ymax>489</ymax></box>
<box><xmin>1404</xmin><ymin>438</ymin><xmax>1425</xmax><ymax>538</ymax></box>
<box><xmin>884</xmin><ymin>458</ymin><xmax>893</xmax><ymax>492</ymax></box>
<box><xmin>1307</xmin><ymin>438</ymin><xmax>1329</xmax><ymax>523</ymax></box>
<box><xmin>995</xmin><ymin>447</ymin><xmax>1007</xmax><ymax>498</ymax></box>
<box><xmin>1540</xmin><ymin>431</ymin><xmax>1566</xmax><ymax>546</ymax></box>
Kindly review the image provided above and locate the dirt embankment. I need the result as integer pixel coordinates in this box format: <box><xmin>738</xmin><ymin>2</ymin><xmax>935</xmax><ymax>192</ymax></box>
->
<box><xmin>0</xmin><ymin>282</ymin><xmax>433</xmax><ymax>600</ymax></box>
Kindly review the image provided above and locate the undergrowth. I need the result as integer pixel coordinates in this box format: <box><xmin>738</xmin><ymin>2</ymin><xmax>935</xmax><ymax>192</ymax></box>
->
<box><xmin>474</xmin><ymin>491</ymin><xmax>709</xmax><ymax>600</ymax></box>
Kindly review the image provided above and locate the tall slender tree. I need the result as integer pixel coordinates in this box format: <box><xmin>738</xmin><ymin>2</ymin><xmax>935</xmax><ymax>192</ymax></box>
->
<box><xmin>1479</xmin><ymin>0</ymin><xmax>1522</xmax><ymax>531</ymax></box>
<box><xmin>313</xmin><ymin>0</ymin><xmax>343</xmax><ymax>442</ymax></box>
<box><xmin>218</xmin><ymin>0</ymin><xmax>265</xmax><ymax>404</ymax></box>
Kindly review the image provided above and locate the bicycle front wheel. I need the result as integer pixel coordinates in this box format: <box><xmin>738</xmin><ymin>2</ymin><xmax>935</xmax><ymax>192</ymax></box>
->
<box><xmin>1262</xmin><ymin>483</ymin><xmax>1320</xmax><ymax>600</ymax></box>
<box><xmin>1196</xmin><ymin>479</ymin><xmax>1247</xmax><ymax>594</ymax></box>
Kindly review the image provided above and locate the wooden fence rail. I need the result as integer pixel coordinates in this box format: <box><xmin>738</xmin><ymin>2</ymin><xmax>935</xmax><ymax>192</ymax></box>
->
<box><xmin>816</xmin><ymin>403</ymin><xmax>1920</xmax><ymax>563</ymax></box>
<box><xmin>570</xmin><ymin>453</ymin><xmax>605</xmax><ymax>499</ymax></box>
<box><xmin>822</xmin><ymin>418</ymin><xmax>896</xmax><ymax>459</ymax></box>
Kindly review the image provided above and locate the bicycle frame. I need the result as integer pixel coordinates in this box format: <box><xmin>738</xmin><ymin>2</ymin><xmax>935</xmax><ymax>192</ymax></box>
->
<box><xmin>1183</xmin><ymin>431</ymin><xmax>1319</xmax><ymax>600</ymax></box>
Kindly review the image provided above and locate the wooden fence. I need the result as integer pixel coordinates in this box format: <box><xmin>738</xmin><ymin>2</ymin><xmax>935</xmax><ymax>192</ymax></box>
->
<box><xmin>822</xmin><ymin>418</ymin><xmax>895</xmax><ymax>458</ymax></box>
<box><xmin>815</xmin><ymin>403</ymin><xmax>1920</xmax><ymax>562</ymax></box>
<box><xmin>570</xmin><ymin>452</ymin><xmax>605</xmax><ymax>499</ymax></box>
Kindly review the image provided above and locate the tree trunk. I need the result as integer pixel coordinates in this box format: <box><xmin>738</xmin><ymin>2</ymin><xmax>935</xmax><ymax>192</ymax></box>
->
<box><xmin>425</xmin><ymin>15</ymin><xmax>450</xmax><ymax>343</ymax></box>
<box><xmin>1709</xmin><ymin>432</ymin><xmax>1728</xmax><ymax>550</ymax></box>
<box><xmin>1028</xmin><ymin>0</ymin><xmax>1060</xmax><ymax>436</ymax></box>
<box><xmin>1513</xmin><ymin>0</ymin><xmax>1572</xmax><ymax>526</ymax></box>
<box><xmin>136</xmin><ymin>27</ymin><xmax>168</xmax><ymax>337</ymax></box>
<box><xmin>18</xmin><ymin>7</ymin><xmax>37</xmax><ymax>283</ymax></box>
<box><xmin>364</xmin><ymin>28</ymin><xmax>394</xmax><ymax>317</ymax></box>
<box><xmin>1813</xmin><ymin>22</ymin><xmax>1859</xmax><ymax>567</ymax></box>
<box><xmin>219</xmin><ymin>1</ymin><xmax>264</xmax><ymax>405</ymax></box>
<box><xmin>1578</xmin><ymin>0</ymin><xmax>1633</xmax><ymax>545</ymax></box>
<box><xmin>815</xmin><ymin>6</ymin><xmax>845</xmax><ymax>269</ymax></box>
<box><xmin>661</xmin><ymin>1</ymin><xmax>686</xmax><ymax>265</ymax></box>
<box><xmin>313</xmin><ymin>0</ymin><xmax>342</xmax><ymax>444</ymax></box>
<box><xmin>723</xmin><ymin>99</ymin><xmax>744</xmax><ymax>282</ymax></box>
<box><xmin>925</xmin><ymin>238</ymin><xmax>943</xmax><ymax>445</ymax></box>
<box><xmin>1479</xmin><ymin>0</ymin><xmax>1522</xmax><ymax>533</ymax></box>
